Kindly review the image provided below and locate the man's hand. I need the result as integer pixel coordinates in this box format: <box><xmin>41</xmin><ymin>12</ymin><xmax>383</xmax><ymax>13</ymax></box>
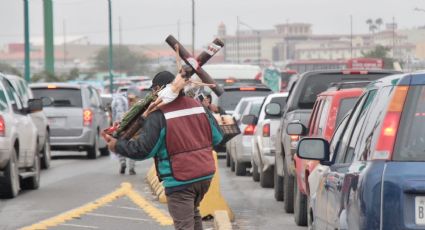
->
<box><xmin>101</xmin><ymin>131</ymin><xmax>117</xmax><ymax>152</ymax></box>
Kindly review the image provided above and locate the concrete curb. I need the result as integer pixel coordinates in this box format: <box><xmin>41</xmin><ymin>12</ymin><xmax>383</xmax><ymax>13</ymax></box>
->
<box><xmin>214</xmin><ymin>210</ymin><xmax>233</xmax><ymax>230</ymax></box>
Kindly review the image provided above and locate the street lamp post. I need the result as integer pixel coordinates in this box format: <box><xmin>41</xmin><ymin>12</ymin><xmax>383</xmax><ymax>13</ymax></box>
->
<box><xmin>24</xmin><ymin>0</ymin><xmax>30</xmax><ymax>82</ymax></box>
<box><xmin>108</xmin><ymin>0</ymin><xmax>114</xmax><ymax>93</ymax></box>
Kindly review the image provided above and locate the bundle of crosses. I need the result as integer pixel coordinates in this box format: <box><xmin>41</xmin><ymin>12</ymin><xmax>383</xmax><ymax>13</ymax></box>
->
<box><xmin>104</xmin><ymin>35</ymin><xmax>225</xmax><ymax>140</ymax></box>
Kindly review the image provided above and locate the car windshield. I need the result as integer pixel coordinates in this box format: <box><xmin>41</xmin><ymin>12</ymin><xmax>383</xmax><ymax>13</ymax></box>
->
<box><xmin>218</xmin><ymin>90</ymin><xmax>271</xmax><ymax>111</ymax></box>
<box><xmin>298</xmin><ymin>73</ymin><xmax>390</xmax><ymax>109</ymax></box>
<box><xmin>32</xmin><ymin>88</ymin><xmax>83</xmax><ymax>107</ymax></box>
<box><xmin>394</xmin><ymin>85</ymin><xmax>425</xmax><ymax>161</ymax></box>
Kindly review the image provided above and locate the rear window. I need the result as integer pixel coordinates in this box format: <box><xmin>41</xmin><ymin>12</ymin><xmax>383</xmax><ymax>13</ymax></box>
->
<box><xmin>394</xmin><ymin>86</ymin><xmax>425</xmax><ymax>161</ymax></box>
<box><xmin>32</xmin><ymin>88</ymin><xmax>83</xmax><ymax>107</ymax></box>
<box><xmin>249</xmin><ymin>101</ymin><xmax>263</xmax><ymax>116</ymax></box>
<box><xmin>336</xmin><ymin>97</ymin><xmax>359</xmax><ymax>126</ymax></box>
<box><xmin>298</xmin><ymin>73</ymin><xmax>391</xmax><ymax>109</ymax></box>
<box><xmin>218</xmin><ymin>89</ymin><xmax>271</xmax><ymax>111</ymax></box>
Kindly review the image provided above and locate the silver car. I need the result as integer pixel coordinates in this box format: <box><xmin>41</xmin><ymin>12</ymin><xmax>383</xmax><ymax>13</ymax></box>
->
<box><xmin>227</xmin><ymin>97</ymin><xmax>264</xmax><ymax>176</ymax></box>
<box><xmin>5</xmin><ymin>75</ymin><xmax>51</xmax><ymax>169</ymax></box>
<box><xmin>30</xmin><ymin>83</ymin><xmax>109</xmax><ymax>159</ymax></box>
<box><xmin>0</xmin><ymin>73</ymin><xmax>41</xmax><ymax>198</ymax></box>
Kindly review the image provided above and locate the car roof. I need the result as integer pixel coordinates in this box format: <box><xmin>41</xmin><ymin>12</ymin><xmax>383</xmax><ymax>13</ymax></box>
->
<box><xmin>30</xmin><ymin>82</ymin><xmax>83</xmax><ymax>90</ymax></box>
<box><xmin>267</xmin><ymin>92</ymin><xmax>289</xmax><ymax>98</ymax></box>
<box><xmin>3</xmin><ymin>74</ymin><xmax>24</xmax><ymax>82</ymax></box>
<box><xmin>224</xmin><ymin>84</ymin><xmax>271</xmax><ymax>90</ymax></box>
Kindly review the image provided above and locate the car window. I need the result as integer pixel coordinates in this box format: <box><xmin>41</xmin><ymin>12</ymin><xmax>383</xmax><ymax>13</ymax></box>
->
<box><xmin>344</xmin><ymin>90</ymin><xmax>378</xmax><ymax>163</ymax></box>
<box><xmin>88</xmin><ymin>87</ymin><xmax>100</xmax><ymax>107</ymax></box>
<box><xmin>3</xmin><ymin>79</ymin><xmax>23</xmax><ymax>110</ymax></box>
<box><xmin>0</xmin><ymin>84</ymin><xmax>9</xmax><ymax>112</ymax></box>
<box><xmin>249</xmin><ymin>101</ymin><xmax>263</xmax><ymax>116</ymax></box>
<box><xmin>334</xmin><ymin>92</ymin><xmax>370</xmax><ymax>164</ymax></box>
<box><xmin>335</xmin><ymin>97</ymin><xmax>359</xmax><ymax>127</ymax></box>
<box><xmin>317</xmin><ymin>98</ymin><xmax>331</xmax><ymax>135</ymax></box>
<box><xmin>218</xmin><ymin>90</ymin><xmax>271</xmax><ymax>111</ymax></box>
<box><xmin>329</xmin><ymin>114</ymin><xmax>349</xmax><ymax>159</ymax></box>
<box><xmin>308</xmin><ymin>99</ymin><xmax>322</xmax><ymax>136</ymax></box>
<box><xmin>32</xmin><ymin>88</ymin><xmax>83</xmax><ymax>107</ymax></box>
<box><xmin>394</xmin><ymin>86</ymin><xmax>425</xmax><ymax>161</ymax></box>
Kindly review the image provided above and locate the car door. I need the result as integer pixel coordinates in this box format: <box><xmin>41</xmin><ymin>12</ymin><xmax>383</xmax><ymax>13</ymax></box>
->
<box><xmin>325</xmin><ymin>90</ymin><xmax>377</xmax><ymax>229</ymax></box>
<box><xmin>3</xmin><ymin>79</ymin><xmax>34</xmax><ymax>167</ymax></box>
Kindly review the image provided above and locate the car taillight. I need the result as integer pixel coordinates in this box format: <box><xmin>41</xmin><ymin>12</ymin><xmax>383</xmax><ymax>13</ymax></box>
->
<box><xmin>290</xmin><ymin>135</ymin><xmax>300</xmax><ymax>148</ymax></box>
<box><xmin>244</xmin><ymin>124</ymin><xmax>255</xmax><ymax>135</ymax></box>
<box><xmin>83</xmin><ymin>109</ymin><xmax>93</xmax><ymax>126</ymax></box>
<box><xmin>0</xmin><ymin>115</ymin><xmax>5</xmax><ymax>136</ymax></box>
<box><xmin>373</xmin><ymin>86</ymin><xmax>409</xmax><ymax>160</ymax></box>
<box><xmin>342</xmin><ymin>70</ymin><xmax>369</xmax><ymax>75</ymax></box>
<box><xmin>263</xmin><ymin>124</ymin><xmax>270</xmax><ymax>137</ymax></box>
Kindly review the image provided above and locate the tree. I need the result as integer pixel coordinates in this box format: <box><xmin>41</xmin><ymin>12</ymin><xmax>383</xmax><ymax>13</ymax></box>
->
<box><xmin>362</xmin><ymin>45</ymin><xmax>394</xmax><ymax>69</ymax></box>
<box><xmin>0</xmin><ymin>62</ymin><xmax>22</xmax><ymax>76</ymax></box>
<box><xmin>375</xmin><ymin>18</ymin><xmax>383</xmax><ymax>31</ymax></box>
<box><xmin>94</xmin><ymin>46</ymin><xmax>149</xmax><ymax>75</ymax></box>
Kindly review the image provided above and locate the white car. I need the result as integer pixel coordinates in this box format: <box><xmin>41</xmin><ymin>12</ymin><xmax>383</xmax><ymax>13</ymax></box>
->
<box><xmin>0</xmin><ymin>73</ymin><xmax>41</xmax><ymax>198</ymax></box>
<box><xmin>227</xmin><ymin>97</ymin><xmax>264</xmax><ymax>176</ymax></box>
<box><xmin>251</xmin><ymin>93</ymin><xmax>288</xmax><ymax>188</ymax></box>
<box><xmin>5</xmin><ymin>75</ymin><xmax>51</xmax><ymax>169</ymax></box>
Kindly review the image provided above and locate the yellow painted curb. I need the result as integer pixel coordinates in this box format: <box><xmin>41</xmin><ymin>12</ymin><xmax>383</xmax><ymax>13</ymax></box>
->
<box><xmin>214</xmin><ymin>210</ymin><xmax>233</xmax><ymax>230</ymax></box>
<box><xmin>20</xmin><ymin>182</ymin><xmax>173</xmax><ymax>229</ymax></box>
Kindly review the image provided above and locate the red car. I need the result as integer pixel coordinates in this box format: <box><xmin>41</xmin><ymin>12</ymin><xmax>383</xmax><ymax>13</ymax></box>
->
<box><xmin>292</xmin><ymin>85</ymin><xmax>364</xmax><ymax>225</ymax></box>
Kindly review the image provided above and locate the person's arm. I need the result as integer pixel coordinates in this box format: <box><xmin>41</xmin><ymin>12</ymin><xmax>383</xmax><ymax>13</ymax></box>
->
<box><xmin>204</xmin><ymin>107</ymin><xmax>224</xmax><ymax>146</ymax></box>
<box><xmin>115</xmin><ymin>110</ymin><xmax>165</xmax><ymax>160</ymax></box>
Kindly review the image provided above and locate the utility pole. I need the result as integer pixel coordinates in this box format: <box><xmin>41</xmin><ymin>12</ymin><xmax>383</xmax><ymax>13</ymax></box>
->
<box><xmin>63</xmin><ymin>19</ymin><xmax>67</xmax><ymax>67</ymax></box>
<box><xmin>43</xmin><ymin>0</ymin><xmax>55</xmax><ymax>76</ymax></box>
<box><xmin>350</xmin><ymin>15</ymin><xmax>353</xmax><ymax>59</ymax></box>
<box><xmin>108</xmin><ymin>0</ymin><xmax>114</xmax><ymax>93</ymax></box>
<box><xmin>236</xmin><ymin>16</ymin><xmax>240</xmax><ymax>64</ymax></box>
<box><xmin>24</xmin><ymin>0</ymin><xmax>30</xmax><ymax>82</ymax></box>
<box><xmin>191</xmin><ymin>0</ymin><xmax>195</xmax><ymax>56</ymax></box>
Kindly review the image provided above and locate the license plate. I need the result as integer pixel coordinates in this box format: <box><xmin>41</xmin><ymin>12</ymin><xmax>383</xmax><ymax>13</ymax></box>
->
<box><xmin>48</xmin><ymin>117</ymin><xmax>65</xmax><ymax>126</ymax></box>
<box><xmin>415</xmin><ymin>196</ymin><xmax>425</xmax><ymax>225</ymax></box>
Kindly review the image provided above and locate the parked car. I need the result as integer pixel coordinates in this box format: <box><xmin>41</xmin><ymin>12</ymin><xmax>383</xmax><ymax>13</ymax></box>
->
<box><xmin>5</xmin><ymin>75</ymin><xmax>51</xmax><ymax>169</ymax></box>
<box><xmin>227</xmin><ymin>97</ymin><xmax>265</xmax><ymax>176</ymax></box>
<box><xmin>274</xmin><ymin>69</ymin><xmax>399</xmax><ymax>212</ymax></box>
<box><xmin>0</xmin><ymin>73</ymin><xmax>42</xmax><ymax>198</ymax></box>
<box><xmin>30</xmin><ymin>83</ymin><xmax>110</xmax><ymax>159</ymax></box>
<box><xmin>251</xmin><ymin>92</ymin><xmax>288</xmax><ymax>188</ymax></box>
<box><xmin>290</xmin><ymin>85</ymin><xmax>365</xmax><ymax>226</ymax></box>
<box><xmin>297</xmin><ymin>72</ymin><xmax>425</xmax><ymax>230</ymax></box>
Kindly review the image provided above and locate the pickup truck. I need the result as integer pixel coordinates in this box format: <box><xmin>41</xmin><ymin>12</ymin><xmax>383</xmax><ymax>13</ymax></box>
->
<box><xmin>274</xmin><ymin>69</ymin><xmax>399</xmax><ymax>213</ymax></box>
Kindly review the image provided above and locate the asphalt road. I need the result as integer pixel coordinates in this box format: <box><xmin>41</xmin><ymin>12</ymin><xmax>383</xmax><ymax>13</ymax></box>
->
<box><xmin>0</xmin><ymin>151</ymin><xmax>306</xmax><ymax>230</ymax></box>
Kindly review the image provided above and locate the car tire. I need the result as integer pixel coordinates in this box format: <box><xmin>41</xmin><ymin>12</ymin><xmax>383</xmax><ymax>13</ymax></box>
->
<box><xmin>22</xmin><ymin>153</ymin><xmax>41</xmax><ymax>190</ymax></box>
<box><xmin>226</xmin><ymin>152</ymin><xmax>231</xmax><ymax>167</ymax></box>
<box><xmin>230</xmin><ymin>156</ymin><xmax>235</xmax><ymax>172</ymax></box>
<box><xmin>294</xmin><ymin>180</ymin><xmax>308</xmax><ymax>226</ymax></box>
<box><xmin>274</xmin><ymin>161</ymin><xmax>284</xmax><ymax>201</ymax></box>
<box><xmin>235</xmin><ymin>161</ymin><xmax>246</xmax><ymax>176</ymax></box>
<box><xmin>87</xmin><ymin>134</ymin><xmax>99</xmax><ymax>159</ymax></box>
<box><xmin>41</xmin><ymin>132</ymin><xmax>51</xmax><ymax>169</ymax></box>
<box><xmin>100</xmin><ymin>147</ymin><xmax>110</xmax><ymax>156</ymax></box>
<box><xmin>0</xmin><ymin>149</ymin><xmax>20</xmax><ymax>198</ymax></box>
<box><xmin>260</xmin><ymin>166</ymin><xmax>274</xmax><ymax>188</ymax></box>
<box><xmin>283</xmin><ymin>163</ymin><xmax>295</xmax><ymax>213</ymax></box>
<box><xmin>252</xmin><ymin>161</ymin><xmax>260</xmax><ymax>182</ymax></box>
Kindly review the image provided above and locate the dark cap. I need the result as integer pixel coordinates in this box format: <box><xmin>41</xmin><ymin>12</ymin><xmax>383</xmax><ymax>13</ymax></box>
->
<box><xmin>150</xmin><ymin>71</ymin><xmax>175</xmax><ymax>89</ymax></box>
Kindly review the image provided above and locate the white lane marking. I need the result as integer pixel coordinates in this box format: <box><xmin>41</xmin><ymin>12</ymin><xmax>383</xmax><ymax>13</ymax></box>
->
<box><xmin>86</xmin><ymin>213</ymin><xmax>151</xmax><ymax>222</ymax></box>
<box><xmin>60</xmin><ymin>223</ymin><xmax>99</xmax><ymax>229</ymax></box>
<box><xmin>103</xmin><ymin>204</ymin><xmax>141</xmax><ymax>211</ymax></box>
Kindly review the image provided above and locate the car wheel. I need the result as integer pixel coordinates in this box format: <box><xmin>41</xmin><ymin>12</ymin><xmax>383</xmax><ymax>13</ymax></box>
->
<box><xmin>41</xmin><ymin>133</ymin><xmax>51</xmax><ymax>169</ymax></box>
<box><xmin>22</xmin><ymin>153</ymin><xmax>41</xmax><ymax>190</ymax></box>
<box><xmin>230</xmin><ymin>156</ymin><xmax>235</xmax><ymax>172</ymax></box>
<box><xmin>294</xmin><ymin>180</ymin><xmax>308</xmax><ymax>226</ymax></box>
<box><xmin>87</xmin><ymin>134</ymin><xmax>99</xmax><ymax>159</ymax></box>
<box><xmin>0</xmin><ymin>149</ymin><xmax>20</xmax><ymax>198</ymax></box>
<box><xmin>235</xmin><ymin>161</ymin><xmax>246</xmax><ymax>176</ymax></box>
<box><xmin>226</xmin><ymin>152</ymin><xmax>231</xmax><ymax>167</ymax></box>
<box><xmin>283</xmin><ymin>163</ymin><xmax>295</xmax><ymax>213</ymax></box>
<box><xmin>274</xmin><ymin>162</ymin><xmax>284</xmax><ymax>201</ymax></box>
<box><xmin>252</xmin><ymin>161</ymin><xmax>260</xmax><ymax>182</ymax></box>
<box><xmin>260</xmin><ymin>166</ymin><xmax>274</xmax><ymax>188</ymax></box>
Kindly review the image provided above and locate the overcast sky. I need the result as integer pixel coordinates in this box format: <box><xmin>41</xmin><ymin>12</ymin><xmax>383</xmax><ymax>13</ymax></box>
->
<box><xmin>1</xmin><ymin>0</ymin><xmax>424</xmax><ymax>48</ymax></box>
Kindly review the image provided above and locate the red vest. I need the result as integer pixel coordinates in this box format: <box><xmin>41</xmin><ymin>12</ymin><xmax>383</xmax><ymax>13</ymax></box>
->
<box><xmin>160</xmin><ymin>96</ymin><xmax>215</xmax><ymax>181</ymax></box>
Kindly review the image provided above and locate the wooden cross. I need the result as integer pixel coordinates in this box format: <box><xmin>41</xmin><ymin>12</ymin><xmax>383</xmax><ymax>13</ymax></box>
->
<box><xmin>165</xmin><ymin>35</ymin><xmax>225</xmax><ymax>96</ymax></box>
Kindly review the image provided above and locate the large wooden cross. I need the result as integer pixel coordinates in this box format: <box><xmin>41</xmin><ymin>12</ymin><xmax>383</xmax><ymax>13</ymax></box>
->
<box><xmin>165</xmin><ymin>35</ymin><xmax>225</xmax><ymax>96</ymax></box>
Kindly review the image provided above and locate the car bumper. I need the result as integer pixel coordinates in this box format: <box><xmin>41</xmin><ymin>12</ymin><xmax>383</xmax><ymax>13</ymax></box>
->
<box><xmin>0</xmin><ymin>139</ymin><xmax>12</xmax><ymax>169</ymax></box>
<box><xmin>235</xmin><ymin>135</ymin><xmax>253</xmax><ymax>163</ymax></box>
<box><xmin>50</xmin><ymin>128</ymin><xmax>94</xmax><ymax>148</ymax></box>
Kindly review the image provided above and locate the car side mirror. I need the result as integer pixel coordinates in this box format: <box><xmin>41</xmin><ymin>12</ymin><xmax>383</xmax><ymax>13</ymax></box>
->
<box><xmin>297</xmin><ymin>138</ymin><xmax>331</xmax><ymax>163</ymax></box>
<box><xmin>241</xmin><ymin>114</ymin><xmax>257</xmax><ymax>125</ymax></box>
<box><xmin>287</xmin><ymin>122</ymin><xmax>307</xmax><ymax>136</ymax></box>
<box><xmin>265</xmin><ymin>103</ymin><xmax>281</xmax><ymax>116</ymax></box>
<box><xmin>28</xmin><ymin>99</ymin><xmax>43</xmax><ymax>113</ymax></box>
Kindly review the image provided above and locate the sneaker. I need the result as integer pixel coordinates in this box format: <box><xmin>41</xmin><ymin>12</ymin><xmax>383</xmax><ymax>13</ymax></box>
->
<box><xmin>129</xmin><ymin>169</ymin><xmax>136</xmax><ymax>175</ymax></box>
<box><xmin>120</xmin><ymin>165</ymin><xmax>126</xmax><ymax>174</ymax></box>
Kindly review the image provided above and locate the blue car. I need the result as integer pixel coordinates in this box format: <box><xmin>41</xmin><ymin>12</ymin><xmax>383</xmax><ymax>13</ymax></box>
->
<box><xmin>295</xmin><ymin>72</ymin><xmax>425</xmax><ymax>230</ymax></box>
